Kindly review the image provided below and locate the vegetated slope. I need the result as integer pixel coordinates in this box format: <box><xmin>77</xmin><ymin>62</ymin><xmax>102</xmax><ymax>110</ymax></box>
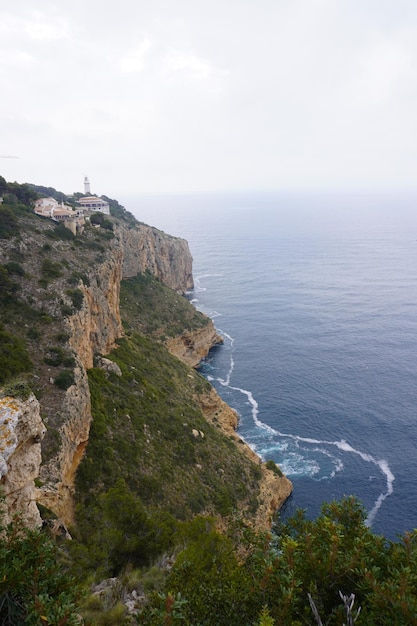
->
<box><xmin>72</xmin><ymin>273</ymin><xmax>270</xmax><ymax>578</ymax></box>
<box><xmin>0</xmin><ymin>180</ymin><xmax>282</xmax><ymax>570</ymax></box>
<box><xmin>0</xmin><ymin>196</ymin><xmax>119</xmax><ymax>461</ymax></box>
<box><xmin>3</xmin><ymin>182</ymin><xmax>417</xmax><ymax>626</ymax></box>
<box><xmin>0</xmin><ymin>182</ymin><xmax>201</xmax><ymax>525</ymax></box>
<box><xmin>120</xmin><ymin>271</ymin><xmax>208</xmax><ymax>339</ymax></box>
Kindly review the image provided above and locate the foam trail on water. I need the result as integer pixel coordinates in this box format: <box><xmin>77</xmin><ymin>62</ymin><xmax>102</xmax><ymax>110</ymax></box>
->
<box><xmin>215</xmin><ymin>328</ymin><xmax>234</xmax><ymax>386</ymax></box>
<box><xmin>365</xmin><ymin>461</ymin><xmax>395</xmax><ymax>527</ymax></box>
<box><xmin>203</xmin><ymin>328</ymin><xmax>395</xmax><ymax>526</ymax></box>
<box><xmin>192</xmin><ymin>281</ymin><xmax>395</xmax><ymax>527</ymax></box>
<box><xmin>194</xmin><ymin>273</ymin><xmax>223</xmax><ymax>293</ymax></box>
<box><xmin>262</xmin><ymin>429</ymin><xmax>395</xmax><ymax>525</ymax></box>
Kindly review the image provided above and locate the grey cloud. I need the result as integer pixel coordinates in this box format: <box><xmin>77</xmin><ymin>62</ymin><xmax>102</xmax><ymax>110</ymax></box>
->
<box><xmin>1</xmin><ymin>0</ymin><xmax>417</xmax><ymax>194</ymax></box>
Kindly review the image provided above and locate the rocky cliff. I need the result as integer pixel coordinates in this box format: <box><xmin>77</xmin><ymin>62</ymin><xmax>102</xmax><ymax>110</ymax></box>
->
<box><xmin>198</xmin><ymin>388</ymin><xmax>292</xmax><ymax>529</ymax></box>
<box><xmin>0</xmin><ymin>204</ymin><xmax>291</xmax><ymax>531</ymax></box>
<box><xmin>118</xmin><ymin>223</ymin><xmax>194</xmax><ymax>292</ymax></box>
<box><xmin>165</xmin><ymin>324</ymin><xmax>223</xmax><ymax>368</ymax></box>
<box><xmin>66</xmin><ymin>223</ymin><xmax>194</xmax><ymax>371</ymax></box>
<box><xmin>0</xmin><ymin>394</ymin><xmax>45</xmax><ymax>527</ymax></box>
<box><xmin>35</xmin><ymin>222</ymin><xmax>205</xmax><ymax>525</ymax></box>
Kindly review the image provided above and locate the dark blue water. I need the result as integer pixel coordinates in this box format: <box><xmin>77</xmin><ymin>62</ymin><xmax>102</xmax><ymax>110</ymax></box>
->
<box><xmin>122</xmin><ymin>190</ymin><xmax>417</xmax><ymax>539</ymax></box>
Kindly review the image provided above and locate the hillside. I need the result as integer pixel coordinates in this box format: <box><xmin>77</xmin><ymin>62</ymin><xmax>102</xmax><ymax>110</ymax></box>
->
<box><xmin>2</xmin><ymin>181</ymin><xmax>417</xmax><ymax>626</ymax></box>
<box><xmin>0</xmin><ymin>179</ymin><xmax>290</xmax><ymax>535</ymax></box>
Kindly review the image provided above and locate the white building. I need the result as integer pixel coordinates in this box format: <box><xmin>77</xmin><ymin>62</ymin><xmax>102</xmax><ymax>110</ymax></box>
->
<box><xmin>76</xmin><ymin>195</ymin><xmax>110</xmax><ymax>215</ymax></box>
<box><xmin>34</xmin><ymin>197</ymin><xmax>85</xmax><ymax>234</ymax></box>
<box><xmin>34</xmin><ymin>197</ymin><xmax>58</xmax><ymax>217</ymax></box>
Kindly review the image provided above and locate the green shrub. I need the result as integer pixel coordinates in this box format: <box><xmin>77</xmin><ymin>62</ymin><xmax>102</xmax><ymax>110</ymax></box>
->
<box><xmin>0</xmin><ymin>207</ymin><xmax>19</xmax><ymax>239</ymax></box>
<box><xmin>44</xmin><ymin>346</ymin><xmax>65</xmax><ymax>366</ymax></box>
<box><xmin>55</xmin><ymin>332</ymin><xmax>70</xmax><ymax>343</ymax></box>
<box><xmin>165</xmin><ymin>518</ymin><xmax>255</xmax><ymax>626</ymax></box>
<box><xmin>90</xmin><ymin>213</ymin><xmax>114</xmax><ymax>231</ymax></box>
<box><xmin>4</xmin><ymin>261</ymin><xmax>25</xmax><ymax>276</ymax></box>
<box><xmin>63</xmin><ymin>355</ymin><xmax>76</xmax><ymax>367</ymax></box>
<box><xmin>68</xmin><ymin>271</ymin><xmax>90</xmax><ymax>287</ymax></box>
<box><xmin>0</xmin><ymin>329</ymin><xmax>33</xmax><ymax>384</ymax></box>
<box><xmin>0</xmin><ymin>503</ymin><xmax>81</xmax><ymax>625</ymax></box>
<box><xmin>54</xmin><ymin>370</ymin><xmax>75</xmax><ymax>390</ymax></box>
<box><xmin>2</xmin><ymin>379</ymin><xmax>32</xmax><ymax>400</ymax></box>
<box><xmin>41</xmin><ymin>258</ymin><xmax>63</xmax><ymax>280</ymax></box>
<box><xmin>27</xmin><ymin>327</ymin><xmax>41</xmax><ymax>340</ymax></box>
<box><xmin>66</xmin><ymin>288</ymin><xmax>84</xmax><ymax>311</ymax></box>
<box><xmin>265</xmin><ymin>459</ymin><xmax>283</xmax><ymax>477</ymax></box>
<box><xmin>46</xmin><ymin>223</ymin><xmax>75</xmax><ymax>240</ymax></box>
<box><xmin>61</xmin><ymin>304</ymin><xmax>73</xmax><ymax>317</ymax></box>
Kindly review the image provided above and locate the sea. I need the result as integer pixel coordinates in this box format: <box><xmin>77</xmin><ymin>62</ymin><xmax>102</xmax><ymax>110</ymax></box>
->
<box><xmin>120</xmin><ymin>190</ymin><xmax>417</xmax><ymax>540</ymax></box>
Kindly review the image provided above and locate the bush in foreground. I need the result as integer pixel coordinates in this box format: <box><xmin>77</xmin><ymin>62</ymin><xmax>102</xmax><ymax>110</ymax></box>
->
<box><xmin>0</xmin><ymin>506</ymin><xmax>81</xmax><ymax>625</ymax></box>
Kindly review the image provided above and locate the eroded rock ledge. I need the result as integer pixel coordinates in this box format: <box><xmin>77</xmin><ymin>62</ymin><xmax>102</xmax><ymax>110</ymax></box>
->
<box><xmin>165</xmin><ymin>323</ymin><xmax>223</xmax><ymax>368</ymax></box>
<box><xmin>198</xmin><ymin>387</ymin><xmax>292</xmax><ymax>530</ymax></box>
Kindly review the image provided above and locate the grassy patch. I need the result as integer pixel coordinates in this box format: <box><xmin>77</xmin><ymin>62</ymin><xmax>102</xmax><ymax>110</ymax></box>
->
<box><xmin>121</xmin><ymin>272</ymin><xmax>208</xmax><ymax>339</ymax></box>
<box><xmin>74</xmin><ymin>332</ymin><xmax>262</xmax><ymax>576</ymax></box>
<box><xmin>0</xmin><ymin>327</ymin><xmax>33</xmax><ymax>384</ymax></box>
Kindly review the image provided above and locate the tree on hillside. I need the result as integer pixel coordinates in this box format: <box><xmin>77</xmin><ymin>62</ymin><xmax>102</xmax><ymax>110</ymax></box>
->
<box><xmin>4</xmin><ymin>182</ymin><xmax>38</xmax><ymax>205</ymax></box>
<box><xmin>0</xmin><ymin>504</ymin><xmax>81</xmax><ymax>625</ymax></box>
<box><xmin>144</xmin><ymin>497</ymin><xmax>417</xmax><ymax>625</ymax></box>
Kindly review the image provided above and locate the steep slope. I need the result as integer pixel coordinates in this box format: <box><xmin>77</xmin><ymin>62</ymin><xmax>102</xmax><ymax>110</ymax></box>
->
<box><xmin>0</xmin><ymin>193</ymin><xmax>291</xmax><ymax>535</ymax></box>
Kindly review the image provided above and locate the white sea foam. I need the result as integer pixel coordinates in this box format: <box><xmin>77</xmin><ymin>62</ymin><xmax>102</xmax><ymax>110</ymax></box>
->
<box><xmin>195</xmin><ymin>276</ymin><xmax>395</xmax><ymax>528</ymax></box>
<box><xmin>194</xmin><ymin>273</ymin><xmax>223</xmax><ymax>293</ymax></box>
<box><xmin>213</xmin><ymin>342</ymin><xmax>394</xmax><ymax>526</ymax></box>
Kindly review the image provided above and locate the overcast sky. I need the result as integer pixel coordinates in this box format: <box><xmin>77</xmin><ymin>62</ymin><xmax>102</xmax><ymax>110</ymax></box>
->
<box><xmin>1</xmin><ymin>0</ymin><xmax>417</xmax><ymax>197</ymax></box>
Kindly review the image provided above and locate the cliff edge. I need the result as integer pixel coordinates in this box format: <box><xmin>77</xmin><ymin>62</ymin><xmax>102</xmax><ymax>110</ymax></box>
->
<box><xmin>0</xmin><ymin>198</ymin><xmax>291</xmax><ymax>532</ymax></box>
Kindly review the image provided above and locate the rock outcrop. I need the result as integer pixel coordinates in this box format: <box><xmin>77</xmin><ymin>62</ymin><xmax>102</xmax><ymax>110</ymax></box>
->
<box><xmin>0</xmin><ymin>394</ymin><xmax>46</xmax><ymax>527</ymax></box>
<box><xmin>36</xmin><ymin>221</ymin><xmax>215</xmax><ymax>525</ymax></box>
<box><xmin>165</xmin><ymin>322</ymin><xmax>223</xmax><ymax>368</ymax></box>
<box><xmin>38</xmin><ymin>366</ymin><xmax>92</xmax><ymax>525</ymax></box>
<box><xmin>118</xmin><ymin>224</ymin><xmax>194</xmax><ymax>293</ymax></box>
<box><xmin>199</xmin><ymin>388</ymin><xmax>292</xmax><ymax>530</ymax></box>
<box><xmin>1</xmin><ymin>214</ymin><xmax>291</xmax><ymax>531</ymax></box>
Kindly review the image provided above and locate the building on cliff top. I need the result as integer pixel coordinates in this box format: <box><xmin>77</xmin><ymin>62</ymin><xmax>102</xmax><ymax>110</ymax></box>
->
<box><xmin>76</xmin><ymin>176</ymin><xmax>110</xmax><ymax>215</ymax></box>
<box><xmin>76</xmin><ymin>195</ymin><xmax>110</xmax><ymax>215</ymax></box>
<box><xmin>34</xmin><ymin>197</ymin><xmax>85</xmax><ymax>235</ymax></box>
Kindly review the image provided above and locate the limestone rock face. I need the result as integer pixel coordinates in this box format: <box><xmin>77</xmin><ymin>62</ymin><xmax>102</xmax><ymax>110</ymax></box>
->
<box><xmin>36</xmin><ymin>222</ymin><xmax>197</xmax><ymax>525</ymax></box>
<box><xmin>199</xmin><ymin>387</ymin><xmax>292</xmax><ymax>530</ymax></box>
<box><xmin>67</xmin><ymin>253</ymin><xmax>124</xmax><ymax>370</ymax></box>
<box><xmin>117</xmin><ymin>224</ymin><xmax>194</xmax><ymax>293</ymax></box>
<box><xmin>254</xmin><ymin>465</ymin><xmax>293</xmax><ymax>530</ymax></box>
<box><xmin>38</xmin><ymin>366</ymin><xmax>91</xmax><ymax>525</ymax></box>
<box><xmin>165</xmin><ymin>322</ymin><xmax>223</xmax><ymax>368</ymax></box>
<box><xmin>0</xmin><ymin>394</ymin><xmax>46</xmax><ymax>527</ymax></box>
<box><xmin>198</xmin><ymin>387</ymin><xmax>239</xmax><ymax>434</ymax></box>
<box><xmin>67</xmin><ymin>223</ymin><xmax>194</xmax><ymax>370</ymax></box>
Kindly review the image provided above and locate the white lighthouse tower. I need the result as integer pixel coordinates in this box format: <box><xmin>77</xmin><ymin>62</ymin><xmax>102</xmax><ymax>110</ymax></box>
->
<box><xmin>84</xmin><ymin>176</ymin><xmax>91</xmax><ymax>195</ymax></box>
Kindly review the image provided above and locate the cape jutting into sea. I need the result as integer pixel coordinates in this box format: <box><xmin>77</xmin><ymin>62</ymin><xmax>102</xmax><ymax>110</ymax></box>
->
<box><xmin>122</xmin><ymin>189</ymin><xmax>417</xmax><ymax>540</ymax></box>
